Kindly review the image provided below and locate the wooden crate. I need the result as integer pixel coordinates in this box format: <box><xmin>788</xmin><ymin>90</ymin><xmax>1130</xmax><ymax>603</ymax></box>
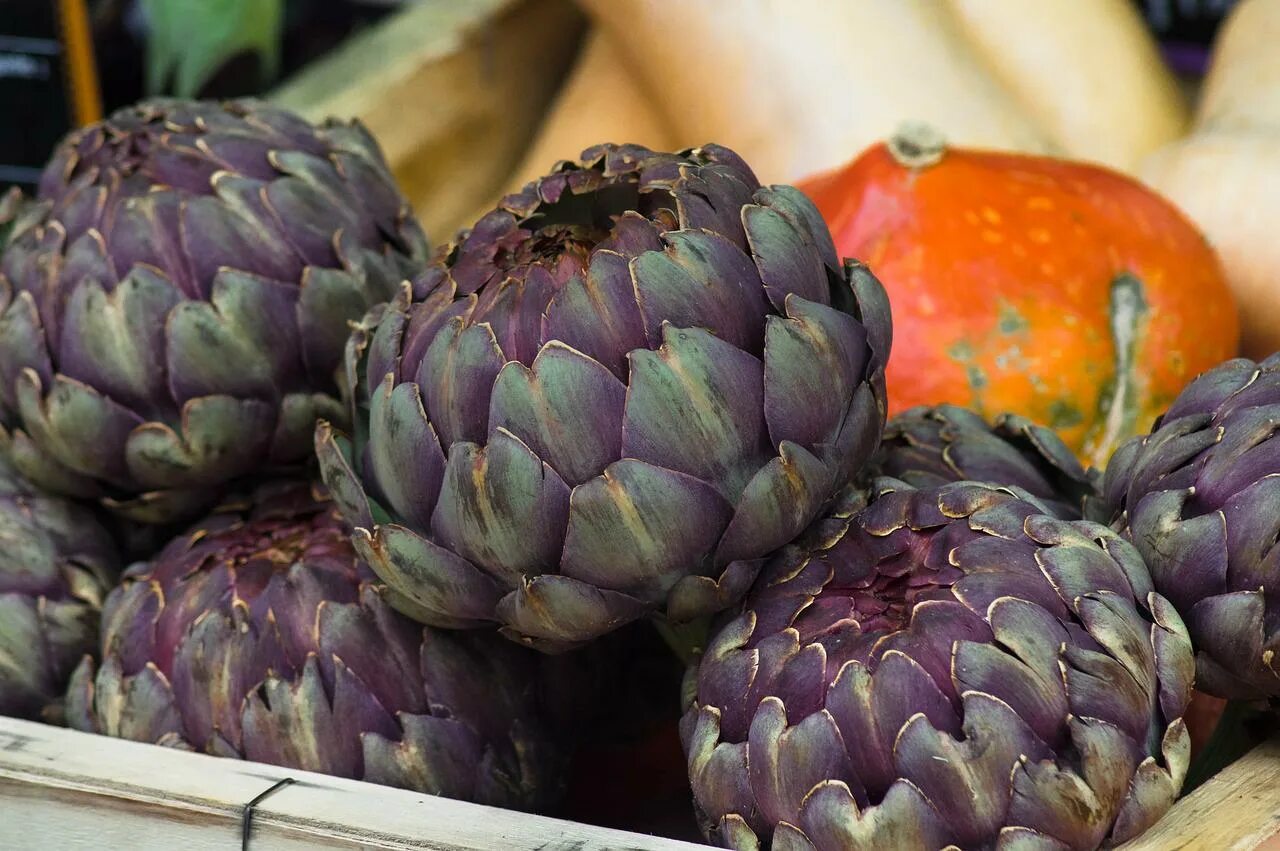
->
<box><xmin>0</xmin><ymin>714</ymin><xmax>1276</xmax><ymax>850</ymax></box>
<box><xmin>0</xmin><ymin>716</ymin><xmax>702</xmax><ymax>850</ymax></box>
<box><xmin>271</xmin><ymin>0</ymin><xmax>586</xmax><ymax>242</ymax></box>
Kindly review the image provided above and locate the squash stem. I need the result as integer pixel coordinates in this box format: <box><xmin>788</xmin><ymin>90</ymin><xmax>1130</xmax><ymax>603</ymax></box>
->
<box><xmin>887</xmin><ymin>122</ymin><xmax>947</xmax><ymax>169</ymax></box>
<box><xmin>1084</xmin><ymin>273</ymin><xmax>1148</xmax><ymax>469</ymax></box>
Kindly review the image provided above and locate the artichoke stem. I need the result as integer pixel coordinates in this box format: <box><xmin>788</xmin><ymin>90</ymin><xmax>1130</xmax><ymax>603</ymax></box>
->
<box><xmin>651</xmin><ymin>615</ymin><xmax>710</xmax><ymax>668</ymax></box>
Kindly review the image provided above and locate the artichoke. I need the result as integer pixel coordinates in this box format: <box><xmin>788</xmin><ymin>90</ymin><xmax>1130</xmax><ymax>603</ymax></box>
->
<box><xmin>0</xmin><ymin>436</ymin><xmax>118</xmax><ymax>720</ymax></box>
<box><xmin>0</xmin><ymin>187</ymin><xmax>33</xmax><ymax>249</ymax></box>
<box><xmin>873</xmin><ymin>404</ymin><xmax>1100</xmax><ymax>519</ymax></box>
<box><xmin>317</xmin><ymin>143</ymin><xmax>891</xmax><ymax>651</ymax></box>
<box><xmin>682</xmin><ymin>480</ymin><xmax>1192</xmax><ymax>850</ymax></box>
<box><xmin>1102</xmin><ymin>354</ymin><xmax>1280</xmax><ymax>699</ymax></box>
<box><xmin>66</xmin><ymin>482</ymin><xmax>556</xmax><ymax>809</ymax></box>
<box><xmin>0</xmin><ymin>99</ymin><xmax>428</xmax><ymax>523</ymax></box>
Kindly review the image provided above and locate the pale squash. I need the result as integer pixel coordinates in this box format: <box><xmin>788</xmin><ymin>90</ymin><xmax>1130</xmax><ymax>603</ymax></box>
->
<box><xmin>577</xmin><ymin>0</ymin><xmax>1185</xmax><ymax>182</ymax></box>
<box><xmin>503</xmin><ymin>29</ymin><xmax>677</xmax><ymax>194</ymax></box>
<box><xmin>1139</xmin><ymin>0</ymin><xmax>1280</xmax><ymax>358</ymax></box>
<box><xmin>1142</xmin><ymin>133</ymin><xmax>1280</xmax><ymax>360</ymax></box>
<box><xmin>1195</xmin><ymin>0</ymin><xmax>1280</xmax><ymax>133</ymax></box>
<box><xmin>577</xmin><ymin>0</ymin><xmax>1055</xmax><ymax>182</ymax></box>
<box><xmin>946</xmin><ymin>0</ymin><xmax>1188</xmax><ymax>170</ymax></box>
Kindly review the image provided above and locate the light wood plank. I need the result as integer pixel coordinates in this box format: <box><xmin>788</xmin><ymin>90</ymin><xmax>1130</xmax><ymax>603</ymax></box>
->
<box><xmin>1120</xmin><ymin>737</ymin><xmax>1280</xmax><ymax>850</ymax></box>
<box><xmin>0</xmin><ymin>716</ymin><xmax>706</xmax><ymax>850</ymax></box>
<box><xmin>6</xmin><ymin>712</ymin><xmax>1279</xmax><ymax>849</ymax></box>
<box><xmin>271</xmin><ymin>0</ymin><xmax>585</xmax><ymax>241</ymax></box>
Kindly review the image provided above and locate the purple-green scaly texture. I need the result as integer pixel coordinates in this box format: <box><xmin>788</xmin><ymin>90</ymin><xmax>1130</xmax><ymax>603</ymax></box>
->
<box><xmin>873</xmin><ymin>404</ymin><xmax>1101</xmax><ymax>520</ymax></box>
<box><xmin>0</xmin><ymin>437</ymin><xmax>118</xmax><ymax>720</ymax></box>
<box><xmin>0</xmin><ymin>99</ymin><xmax>428</xmax><ymax>523</ymax></box>
<box><xmin>683</xmin><ymin>480</ymin><xmax>1192</xmax><ymax>850</ymax></box>
<box><xmin>317</xmin><ymin>143</ymin><xmax>891</xmax><ymax>652</ymax></box>
<box><xmin>1103</xmin><ymin>354</ymin><xmax>1280</xmax><ymax>699</ymax></box>
<box><xmin>66</xmin><ymin>483</ymin><xmax>556</xmax><ymax>810</ymax></box>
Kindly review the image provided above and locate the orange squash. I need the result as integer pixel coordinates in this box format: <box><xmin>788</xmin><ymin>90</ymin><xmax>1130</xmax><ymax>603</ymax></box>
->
<box><xmin>799</xmin><ymin>126</ymin><xmax>1239</xmax><ymax>467</ymax></box>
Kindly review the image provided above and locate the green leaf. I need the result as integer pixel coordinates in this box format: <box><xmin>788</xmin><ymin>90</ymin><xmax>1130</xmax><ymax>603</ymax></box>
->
<box><xmin>141</xmin><ymin>0</ymin><xmax>285</xmax><ymax>98</ymax></box>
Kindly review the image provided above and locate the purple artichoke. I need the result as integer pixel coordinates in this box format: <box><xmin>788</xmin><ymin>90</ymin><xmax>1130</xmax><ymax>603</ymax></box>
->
<box><xmin>1102</xmin><ymin>354</ymin><xmax>1280</xmax><ymax>699</ymax></box>
<box><xmin>0</xmin><ymin>99</ymin><xmax>428</xmax><ymax>523</ymax></box>
<box><xmin>66</xmin><ymin>483</ymin><xmax>557</xmax><ymax>809</ymax></box>
<box><xmin>874</xmin><ymin>405</ymin><xmax>1100</xmax><ymax>519</ymax></box>
<box><xmin>0</xmin><ymin>187</ymin><xmax>33</xmax><ymax>250</ymax></box>
<box><xmin>0</xmin><ymin>436</ymin><xmax>118</xmax><ymax>721</ymax></box>
<box><xmin>682</xmin><ymin>480</ymin><xmax>1192</xmax><ymax>850</ymax></box>
<box><xmin>317</xmin><ymin>143</ymin><xmax>891</xmax><ymax>651</ymax></box>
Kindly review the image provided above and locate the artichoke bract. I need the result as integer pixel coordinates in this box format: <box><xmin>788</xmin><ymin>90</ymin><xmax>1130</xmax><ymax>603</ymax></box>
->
<box><xmin>0</xmin><ymin>187</ymin><xmax>34</xmax><ymax>250</ymax></box>
<box><xmin>873</xmin><ymin>404</ymin><xmax>1100</xmax><ymax>519</ymax></box>
<box><xmin>0</xmin><ymin>443</ymin><xmax>118</xmax><ymax>721</ymax></box>
<box><xmin>1103</xmin><ymin>354</ymin><xmax>1280</xmax><ymax>699</ymax></box>
<box><xmin>317</xmin><ymin>143</ymin><xmax>891</xmax><ymax>651</ymax></box>
<box><xmin>66</xmin><ymin>483</ymin><xmax>556</xmax><ymax>810</ymax></box>
<box><xmin>682</xmin><ymin>480</ymin><xmax>1192</xmax><ymax>851</ymax></box>
<box><xmin>0</xmin><ymin>99</ymin><xmax>428</xmax><ymax>523</ymax></box>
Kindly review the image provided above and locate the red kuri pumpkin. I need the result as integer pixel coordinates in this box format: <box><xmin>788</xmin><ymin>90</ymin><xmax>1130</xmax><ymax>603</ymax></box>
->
<box><xmin>799</xmin><ymin>125</ymin><xmax>1239</xmax><ymax>467</ymax></box>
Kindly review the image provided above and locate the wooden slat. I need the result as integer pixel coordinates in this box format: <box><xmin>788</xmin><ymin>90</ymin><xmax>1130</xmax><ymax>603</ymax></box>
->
<box><xmin>0</xmin><ymin>716</ymin><xmax>706</xmax><ymax>851</ymax></box>
<box><xmin>271</xmin><ymin>0</ymin><xmax>585</xmax><ymax>241</ymax></box>
<box><xmin>1119</xmin><ymin>737</ymin><xmax>1280</xmax><ymax>850</ymax></box>
<box><xmin>5</xmin><ymin>712</ymin><xmax>1279</xmax><ymax>849</ymax></box>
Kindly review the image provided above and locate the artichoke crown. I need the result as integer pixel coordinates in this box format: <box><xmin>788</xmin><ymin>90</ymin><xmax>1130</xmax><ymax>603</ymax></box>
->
<box><xmin>1104</xmin><ymin>353</ymin><xmax>1280</xmax><ymax>698</ymax></box>
<box><xmin>66</xmin><ymin>482</ymin><xmax>555</xmax><ymax>809</ymax></box>
<box><xmin>319</xmin><ymin>143</ymin><xmax>892</xmax><ymax>650</ymax></box>
<box><xmin>683</xmin><ymin>480</ymin><xmax>1192</xmax><ymax>850</ymax></box>
<box><xmin>0</xmin><ymin>99</ymin><xmax>428</xmax><ymax>523</ymax></box>
<box><xmin>874</xmin><ymin>403</ymin><xmax>1101</xmax><ymax>519</ymax></box>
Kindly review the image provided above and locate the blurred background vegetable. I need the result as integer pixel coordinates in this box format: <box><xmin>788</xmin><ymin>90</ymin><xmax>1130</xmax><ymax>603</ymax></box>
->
<box><xmin>577</xmin><ymin>0</ymin><xmax>1053</xmax><ymax>182</ymax></box>
<box><xmin>576</xmin><ymin>0</ymin><xmax>1189</xmax><ymax>182</ymax></box>
<box><xmin>946</xmin><ymin>0</ymin><xmax>1187</xmax><ymax>171</ymax></box>
<box><xmin>271</xmin><ymin>0</ymin><xmax>585</xmax><ymax>240</ymax></box>
<box><xmin>0</xmin><ymin>0</ymin><xmax>1257</xmax><ymax>257</ymax></box>
<box><xmin>97</xmin><ymin>0</ymin><xmax>397</xmax><ymax>102</ymax></box>
<box><xmin>498</xmin><ymin>28</ymin><xmax>678</xmax><ymax>197</ymax></box>
<box><xmin>1140</xmin><ymin>0</ymin><xmax>1280</xmax><ymax>360</ymax></box>
<box><xmin>138</xmin><ymin>0</ymin><xmax>284</xmax><ymax>98</ymax></box>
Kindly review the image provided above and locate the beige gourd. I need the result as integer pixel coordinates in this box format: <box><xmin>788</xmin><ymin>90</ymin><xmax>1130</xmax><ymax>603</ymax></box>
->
<box><xmin>577</xmin><ymin>0</ymin><xmax>1055</xmax><ymax>182</ymax></box>
<box><xmin>1140</xmin><ymin>0</ymin><xmax>1280</xmax><ymax>359</ymax></box>
<box><xmin>577</xmin><ymin>0</ymin><xmax>1185</xmax><ymax>181</ymax></box>
<box><xmin>945</xmin><ymin>0</ymin><xmax>1187</xmax><ymax>170</ymax></box>
<box><xmin>1195</xmin><ymin>0</ymin><xmax>1280</xmax><ymax>134</ymax></box>
<box><xmin>503</xmin><ymin>29</ymin><xmax>678</xmax><ymax>193</ymax></box>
